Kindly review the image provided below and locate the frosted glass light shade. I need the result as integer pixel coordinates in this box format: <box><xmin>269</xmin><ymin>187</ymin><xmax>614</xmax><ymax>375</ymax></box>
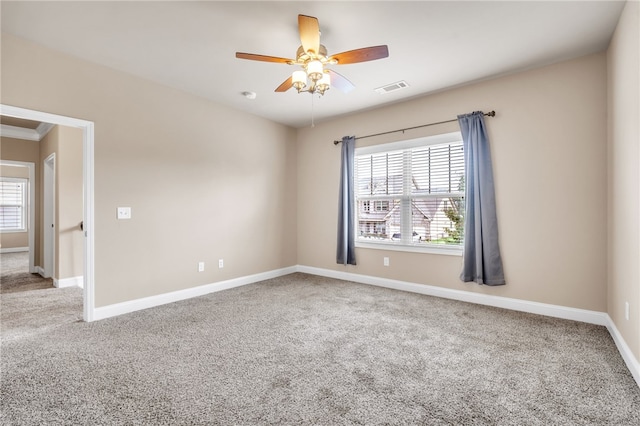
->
<box><xmin>292</xmin><ymin>70</ymin><xmax>307</xmax><ymax>90</ymax></box>
<box><xmin>307</xmin><ymin>60</ymin><xmax>323</xmax><ymax>81</ymax></box>
<box><xmin>317</xmin><ymin>72</ymin><xmax>331</xmax><ymax>94</ymax></box>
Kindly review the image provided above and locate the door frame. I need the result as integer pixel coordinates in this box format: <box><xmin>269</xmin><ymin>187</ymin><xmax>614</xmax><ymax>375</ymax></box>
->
<box><xmin>43</xmin><ymin>153</ymin><xmax>55</xmax><ymax>279</ymax></box>
<box><xmin>1</xmin><ymin>104</ymin><xmax>96</xmax><ymax>322</ymax></box>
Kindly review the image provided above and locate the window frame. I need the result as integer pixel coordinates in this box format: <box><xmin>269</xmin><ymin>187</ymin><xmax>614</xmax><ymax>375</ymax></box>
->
<box><xmin>354</xmin><ymin>131</ymin><xmax>464</xmax><ymax>256</ymax></box>
<box><xmin>0</xmin><ymin>177</ymin><xmax>28</xmax><ymax>233</ymax></box>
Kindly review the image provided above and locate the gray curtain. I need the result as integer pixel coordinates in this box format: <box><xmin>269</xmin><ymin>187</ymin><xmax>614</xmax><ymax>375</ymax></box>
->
<box><xmin>458</xmin><ymin>112</ymin><xmax>505</xmax><ymax>285</ymax></box>
<box><xmin>336</xmin><ymin>136</ymin><xmax>356</xmax><ymax>265</ymax></box>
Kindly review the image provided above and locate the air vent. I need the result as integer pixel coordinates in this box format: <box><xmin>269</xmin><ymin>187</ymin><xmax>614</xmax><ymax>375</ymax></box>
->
<box><xmin>375</xmin><ymin>80</ymin><xmax>409</xmax><ymax>94</ymax></box>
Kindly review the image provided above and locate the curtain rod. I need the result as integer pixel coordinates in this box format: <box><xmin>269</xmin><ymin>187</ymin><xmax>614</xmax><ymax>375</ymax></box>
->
<box><xmin>333</xmin><ymin>110</ymin><xmax>496</xmax><ymax>145</ymax></box>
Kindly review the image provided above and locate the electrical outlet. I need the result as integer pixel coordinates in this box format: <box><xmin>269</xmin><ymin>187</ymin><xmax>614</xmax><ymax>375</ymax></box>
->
<box><xmin>383</xmin><ymin>257</ymin><xmax>389</xmax><ymax>267</ymax></box>
<box><xmin>625</xmin><ymin>301</ymin><xmax>630</xmax><ymax>321</ymax></box>
<box><xmin>117</xmin><ymin>207</ymin><xmax>131</xmax><ymax>220</ymax></box>
<box><xmin>218</xmin><ymin>259</ymin><xmax>224</xmax><ymax>269</ymax></box>
<box><xmin>198</xmin><ymin>262</ymin><xmax>205</xmax><ymax>272</ymax></box>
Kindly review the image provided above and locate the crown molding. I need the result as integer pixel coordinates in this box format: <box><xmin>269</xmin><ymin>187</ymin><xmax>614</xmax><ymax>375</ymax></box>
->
<box><xmin>0</xmin><ymin>122</ymin><xmax>56</xmax><ymax>141</ymax></box>
<box><xmin>36</xmin><ymin>122</ymin><xmax>55</xmax><ymax>138</ymax></box>
<box><xmin>0</xmin><ymin>124</ymin><xmax>40</xmax><ymax>141</ymax></box>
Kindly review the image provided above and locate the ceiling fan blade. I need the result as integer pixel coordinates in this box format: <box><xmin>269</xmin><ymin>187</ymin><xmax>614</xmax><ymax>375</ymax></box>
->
<box><xmin>275</xmin><ymin>76</ymin><xmax>294</xmax><ymax>92</ymax></box>
<box><xmin>329</xmin><ymin>45</ymin><xmax>389</xmax><ymax>64</ymax></box>
<box><xmin>298</xmin><ymin>14</ymin><xmax>320</xmax><ymax>54</ymax></box>
<box><xmin>236</xmin><ymin>52</ymin><xmax>293</xmax><ymax>64</ymax></box>
<box><xmin>327</xmin><ymin>70</ymin><xmax>355</xmax><ymax>93</ymax></box>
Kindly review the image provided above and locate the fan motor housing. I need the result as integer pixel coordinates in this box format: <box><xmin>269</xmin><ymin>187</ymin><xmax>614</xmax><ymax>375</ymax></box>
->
<box><xmin>296</xmin><ymin>44</ymin><xmax>329</xmax><ymax>63</ymax></box>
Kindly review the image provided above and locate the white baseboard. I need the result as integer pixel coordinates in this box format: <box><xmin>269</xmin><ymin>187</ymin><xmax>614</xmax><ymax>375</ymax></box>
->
<box><xmin>605</xmin><ymin>316</ymin><xmax>640</xmax><ymax>388</ymax></box>
<box><xmin>92</xmin><ymin>266</ymin><xmax>297</xmax><ymax>321</ymax></box>
<box><xmin>87</xmin><ymin>263</ymin><xmax>639</xmax><ymax>389</ymax></box>
<box><xmin>296</xmin><ymin>265</ymin><xmax>639</xmax><ymax>388</ymax></box>
<box><xmin>0</xmin><ymin>246</ymin><xmax>29</xmax><ymax>253</ymax></box>
<box><xmin>296</xmin><ymin>265</ymin><xmax>608</xmax><ymax>325</ymax></box>
<box><xmin>55</xmin><ymin>276</ymin><xmax>83</xmax><ymax>289</ymax></box>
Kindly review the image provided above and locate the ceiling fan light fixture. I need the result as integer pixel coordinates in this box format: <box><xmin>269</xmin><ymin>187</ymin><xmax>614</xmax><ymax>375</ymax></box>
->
<box><xmin>307</xmin><ymin>60</ymin><xmax>323</xmax><ymax>82</ymax></box>
<box><xmin>236</xmin><ymin>14</ymin><xmax>388</xmax><ymax>99</ymax></box>
<box><xmin>292</xmin><ymin>70</ymin><xmax>307</xmax><ymax>91</ymax></box>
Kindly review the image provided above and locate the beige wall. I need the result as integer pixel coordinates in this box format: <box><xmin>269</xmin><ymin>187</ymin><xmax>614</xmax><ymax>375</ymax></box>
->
<box><xmin>0</xmin><ymin>163</ymin><xmax>30</xmax><ymax>249</ymax></box>
<box><xmin>56</xmin><ymin>125</ymin><xmax>83</xmax><ymax>280</ymax></box>
<box><xmin>1</xmin><ymin>164</ymin><xmax>29</xmax><ymax>179</ymax></box>
<box><xmin>0</xmin><ymin>137</ymin><xmax>40</xmax><ymax>161</ymax></box>
<box><xmin>2</xmin><ymin>126</ymin><xmax>85</xmax><ymax>277</ymax></box>
<box><xmin>1</xmin><ymin>137</ymin><xmax>39</xmax><ymax>250</ymax></box>
<box><xmin>1</xmin><ymin>33</ymin><xmax>298</xmax><ymax>306</ymax></box>
<box><xmin>607</xmin><ymin>1</ymin><xmax>640</xmax><ymax>362</ymax></box>
<box><xmin>297</xmin><ymin>52</ymin><xmax>608</xmax><ymax>312</ymax></box>
<box><xmin>38</xmin><ymin>125</ymin><xmax>84</xmax><ymax>280</ymax></box>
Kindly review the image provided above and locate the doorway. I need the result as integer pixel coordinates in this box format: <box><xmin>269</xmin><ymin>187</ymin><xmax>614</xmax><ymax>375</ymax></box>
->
<box><xmin>0</xmin><ymin>104</ymin><xmax>95</xmax><ymax>321</ymax></box>
<box><xmin>43</xmin><ymin>153</ymin><xmax>55</xmax><ymax>279</ymax></box>
<box><xmin>0</xmin><ymin>159</ymin><xmax>36</xmax><ymax>273</ymax></box>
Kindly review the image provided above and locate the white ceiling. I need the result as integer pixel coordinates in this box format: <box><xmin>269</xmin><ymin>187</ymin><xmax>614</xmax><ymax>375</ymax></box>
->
<box><xmin>0</xmin><ymin>1</ymin><xmax>625</xmax><ymax>128</ymax></box>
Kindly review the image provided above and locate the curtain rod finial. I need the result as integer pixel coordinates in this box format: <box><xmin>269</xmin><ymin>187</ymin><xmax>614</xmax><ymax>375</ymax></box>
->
<box><xmin>486</xmin><ymin>111</ymin><xmax>496</xmax><ymax>117</ymax></box>
<box><xmin>334</xmin><ymin>140</ymin><xmax>341</xmax><ymax>145</ymax></box>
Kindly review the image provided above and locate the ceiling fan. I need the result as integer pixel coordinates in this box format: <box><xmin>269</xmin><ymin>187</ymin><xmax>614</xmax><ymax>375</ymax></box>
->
<box><xmin>235</xmin><ymin>14</ymin><xmax>389</xmax><ymax>96</ymax></box>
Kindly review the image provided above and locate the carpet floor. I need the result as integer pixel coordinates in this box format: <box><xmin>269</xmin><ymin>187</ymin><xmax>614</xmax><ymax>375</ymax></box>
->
<box><xmin>0</xmin><ymin>252</ymin><xmax>54</xmax><ymax>294</ymax></box>
<box><xmin>1</xmin><ymin>252</ymin><xmax>83</xmax><ymax>341</ymax></box>
<box><xmin>1</xmin><ymin>273</ymin><xmax>639</xmax><ymax>425</ymax></box>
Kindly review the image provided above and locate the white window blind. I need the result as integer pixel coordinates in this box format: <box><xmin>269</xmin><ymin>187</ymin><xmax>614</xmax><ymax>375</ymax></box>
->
<box><xmin>354</xmin><ymin>132</ymin><xmax>465</xmax><ymax>252</ymax></box>
<box><xmin>0</xmin><ymin>178</ymin><xmax>28</xmax><ymax>232</ymax></box>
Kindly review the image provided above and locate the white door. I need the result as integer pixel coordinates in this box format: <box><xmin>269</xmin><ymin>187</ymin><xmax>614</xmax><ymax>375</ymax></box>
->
<box><xmin>44</xmin><ymin>153</ymin><xmax>55</xmax><ymax>279</ymax></box>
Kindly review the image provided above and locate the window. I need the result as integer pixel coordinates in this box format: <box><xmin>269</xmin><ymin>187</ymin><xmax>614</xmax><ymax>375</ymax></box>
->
<box><xmin>373</xmin><ymin>201</ymin><xmax>389</xmax><ymax>212</ymax></box>
<box><xmin>0</xmin><ymin>178</ymin><xmax>28</xmax><ymax>233</ymax></box>
<box><xmin>354</xmin><ymin>132</ymin><xmax>464</xmax><ymax>254</ymax></box>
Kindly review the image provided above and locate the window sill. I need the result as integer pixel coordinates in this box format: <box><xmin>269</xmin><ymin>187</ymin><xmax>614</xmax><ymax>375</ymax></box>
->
<box><xmin>355</xmin><ymin>241</ymin><xmax>463</xmax><ymax>256</ymax></box>
<box><xmin>0</xmin><ymin>229</ymin><xmax>27</xmax><ymax>234</ymax></box>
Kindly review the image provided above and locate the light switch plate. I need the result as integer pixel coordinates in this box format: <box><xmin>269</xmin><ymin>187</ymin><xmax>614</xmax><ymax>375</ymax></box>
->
<box><xmin>117</xmin><ymin>207</ymin><xmax>131</xmax><ymax>219</ymax></box>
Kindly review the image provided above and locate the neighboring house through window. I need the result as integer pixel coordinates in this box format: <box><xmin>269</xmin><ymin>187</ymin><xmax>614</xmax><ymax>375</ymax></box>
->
<box><xmin>0</xmin><ymin>178</ymin><xmax>28</xmax><ymax>233</ymax></box>
<box><xmin>354</xmin><ymin>132</ymin><xmax>464</xmax><ymax>254</ymax></box>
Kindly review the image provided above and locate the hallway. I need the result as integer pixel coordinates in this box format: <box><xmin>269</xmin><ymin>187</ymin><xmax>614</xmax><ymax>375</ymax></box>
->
<box><xmin>1</xmin><ymin>251</ymin><xmax>82</xmax><ymax>341</ymax></box>
<box><xmin>1</xmin><ymin>251</ymin><xmax>53</xmax><ymax>293</ymax></box>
